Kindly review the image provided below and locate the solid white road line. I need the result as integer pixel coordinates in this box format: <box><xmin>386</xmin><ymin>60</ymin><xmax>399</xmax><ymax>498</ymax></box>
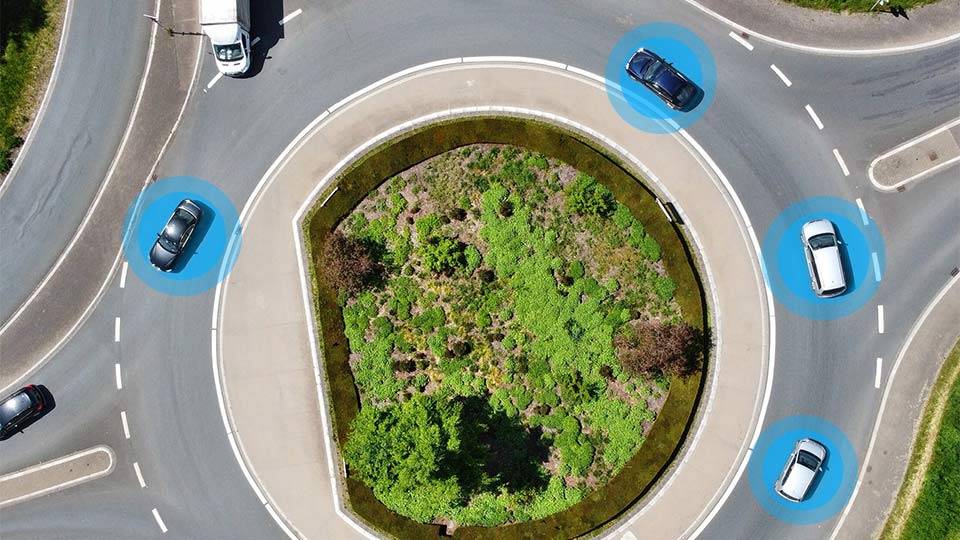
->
<box><xmin>872</xmin><ymin>252</ymin><xmax>882</xmax><ymax>281</ymax></box>
<box><xmin>833</xmin><ymin>148</ymin><xmax>850</xmax><ymax>176</ymax></box>
<box><xmin>115</xmin><ymin>363</ymin><xmax>122</xmax><ymax>390</ymax></box>
<box><xmin>119</xmin><ymin>261</ymin><xmax>128</xmax><ymax>288</ymax></box>
<box><xmin>878</xmin><ymin>305</ymin><xmax>885</xmax><ymax>334</ymax></box>
<box><xmin>875</xmin><ymin>358</ymin><xmax>883</xmax><ymax>389</ymax></box>
<box><xmin>114</xmin><ymin>317</ymin><xmax>120</xmax><ymax>342</ymax></box>
<box><xmin>728</xmin><ymin>31</ymin><xmax>754</xmax><ymax>51</ymax></box>
<box><xmin>120</xmin><ymin>411</ymin><xmax>130</xmax><ymax>439</ymax></box>
<box><xmin>133</xmin><ymin>462</ymin><xmax>146</xmax><ymax>488</ymax></box>
<box><xmin>279</xmin><ymin>8</ymin><xmax>302</xmax><ymax>25</ymax></box>
<box><xmin>152</xmin><ymin>508</ymin><xmax>168</xmax><ymax>533</ymax></box>
<box><xmin>770</xmin><ymin>64</ymin><xmax>792</xmax><ymax>87</ymax></box>
<box><xmin>206</xmin><ymin>72</ymin><xmax>224</xmax><ymax>91</ymax></box>
<box><xmin>805</xmin><ymin>104</ymin><xmax>824</xmax><ymax>130</ymax></box>
<box><xmin>856</xmin><ymin>197</ymin><xmax>869</xmax><ymax>225</ymax></box>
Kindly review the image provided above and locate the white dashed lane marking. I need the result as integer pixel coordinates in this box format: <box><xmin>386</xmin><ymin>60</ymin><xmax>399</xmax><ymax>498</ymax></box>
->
<box><xmin>875</xmin><ymin>358</ymin><xmax>883</xmax><ymax>389</ymax></box>
<box><xmin>279</xmin><ymin>8</ymin><xmax>302</xmax><ymax>25</ymax></box>
<box><xmin>133</xmin><ymin>462</ymin><xmax>146</xmax><ymax>488</ymax></box>
<box><xmin>833</xmin><ymin>148</ymin><xmax>850</xmax><ymax>176</ymax></box>
<box><xmin>120</xmin><ymin>261</ymin><xmax>128</xmax><ymax>288</ymax></box>
<box><xmin>152</xmin><ymin>508</ymin><xmax>168</xmax><ymax>533</ymax></box>
<box><xmin>115</xmin><ymin>363</ymin><xmax>122</xmax><ymax>390</ymax></box>
<box><xmin>770</xmin><ymin>64</ymin><xmax>792</xmax><ymax>87</ymax></box>
<box><xmin>805</xmin><ymin>104</ymin><xmax>824</xmax><ymax>130</ymax></box>
<box><xmin>872</xmin><ymin>252</ymin><xmax>882</xmax><ymax>281</ymax></box>
<box><xmin>856</xmin><ymin>197</ymin><xmax>869</xmax><ymax>225</ymax></box>
<box><xmin>120</xmin><ymin>411</ymin><xmax>130</xmax><ymax>439</ymax></box>
<box><xmin>729</xmin><ymin>31</ymin><xmax>754</xmax><ymax>51</ymax></box>
<box><xmin>878</xmin><ymin>305</ymin><xmax>885</xmax><ymax>334</ymax></box>
<box><xmin>114</xmin><ymin>317</ymin><xmax>120</xmax><ymax>342</ymax></box>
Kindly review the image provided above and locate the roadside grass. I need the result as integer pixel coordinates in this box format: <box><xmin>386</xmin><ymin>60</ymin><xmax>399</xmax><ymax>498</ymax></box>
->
<box><xmin>781</xmin><ymin>0</ymin><xmax>938</xmax><ymax>12</ymax></box>
<box><xmin>881</xmin><ymin>339</ymin><xmax>960</xmax><ymax>540</ymax></box>
<box><xmin>303</xmin><ymin>117</ymin><xmax>709</xmax><ymax>539</ymax></box>
<box><xmin>1</xmin><ymin>0</ymin><xmax>64</xmax><ymax>175</ymax></box>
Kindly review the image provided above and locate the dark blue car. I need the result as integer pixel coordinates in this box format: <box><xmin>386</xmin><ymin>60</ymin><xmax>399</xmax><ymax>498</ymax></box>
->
<box><xmin>625</xmin><ymin>49</ymin><xmax>701</xmax><ymax>112</ymax></box>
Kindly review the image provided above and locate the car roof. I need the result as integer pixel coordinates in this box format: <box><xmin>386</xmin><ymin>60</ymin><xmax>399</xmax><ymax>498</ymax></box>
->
<box><xmin>781</xmin><ymin>461</ymin><xmax>816</xmax><ymax>500</ymax></box>
<box><xmin>812</xmin><ymin>246</ymin><xmax>845</xmax><ymax>290</ymax></box>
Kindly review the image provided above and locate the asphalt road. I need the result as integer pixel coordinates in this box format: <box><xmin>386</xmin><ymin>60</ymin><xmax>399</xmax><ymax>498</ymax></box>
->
<box><xmin>1</xmin><ymin>0</ymin><xmax>957</xmax><ymax>539</ymax></box>
<box><xmin>0</xmin><ymin>0</ymin><xmax>153</xmax><ymax>323</ymax></box>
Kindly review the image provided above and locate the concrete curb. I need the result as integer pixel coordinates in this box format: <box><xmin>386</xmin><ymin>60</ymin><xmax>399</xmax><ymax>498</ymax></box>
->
<box><xmin>0</xmin><ymin>445</ymin><xmax>115</xmax><ymax>508</ymax></box>
<box><xmin>867</xmin><ymin>117</ymin><xmax>960</xmax><ymax>192</ymax></box>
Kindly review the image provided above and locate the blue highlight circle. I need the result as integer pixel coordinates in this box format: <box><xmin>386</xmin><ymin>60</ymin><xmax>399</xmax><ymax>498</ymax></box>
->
<box><xmin>761</xmin><ymin>197</ymin><xmax>885</xmax><ymax>320</ymax></box>
<box><xmin>121</xmin><ymin>176</ymin><xmax>241</xmax><ymax>296</ymax></box>
<box><xmin>748</xmin><ymin>416</ymin><xmax>858</xmax><ymax>525</ymax></box>
<box><xmin>605</xmin><ymin>23</ymin><xmax>717</xmax><ymax>134</ymax></box>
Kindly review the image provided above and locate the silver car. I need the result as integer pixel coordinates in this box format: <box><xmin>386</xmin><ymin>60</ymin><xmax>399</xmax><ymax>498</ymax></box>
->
<box><xmin>801</xmin><ymin>219</ymin><xmax>846</xmax><ymax>298</ymax></box>
<box><xmin>774</xmin><ymin>438</ymin><xmax>827</xmax><ymax>502</ymax></box>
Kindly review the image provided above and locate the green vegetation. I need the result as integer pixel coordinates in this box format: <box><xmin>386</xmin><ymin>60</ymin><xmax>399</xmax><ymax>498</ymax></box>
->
<box><xmin>882</xmin><ymin>339</ymin><xmax>960</xmax><ymax>540</ymax></box>
<box><xmin>303</xmin><ymin>117</ymin><xmax>707</xmax><ymax>539</ymax></box>
<box><xmin>781</xmin><ymin>0</ymin><xmax>937</xmax><ymax>12</ymax></box>
<box><xmin>1</xmin><ymin>0</ymin><xmax>64</xmax><ymax>174</ymax></box>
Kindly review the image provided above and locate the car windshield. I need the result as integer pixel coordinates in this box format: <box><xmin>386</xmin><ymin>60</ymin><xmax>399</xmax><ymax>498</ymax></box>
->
<box><xmin>675</xmin><ymin>84</ymin><xmax>695</xmax><ymax>103</ymax></box>
<box><xmin>797</xmin><ymin>450</ymin><xmax>821</xmax><ymax>470</ymax></box>
<box><xmin>214</xmin><ymin>43</ymin><xmax>243</xmax><ymax>62</ymax></box>
<box><xmin>809</xmin><ymin>233</ymin><xmax>837</xmax><ymax>250</ymax></box>
<box><xmin>0</xmin><ymin>394</ymin><xmax>29</xmax><ymax>425</ymax></box>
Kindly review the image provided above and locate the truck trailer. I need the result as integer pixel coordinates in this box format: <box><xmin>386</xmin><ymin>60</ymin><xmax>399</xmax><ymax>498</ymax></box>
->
<box><xmin>200</xmin><ymin>0</ymin><xmax>251</xmax><ymax>76</ymax></box>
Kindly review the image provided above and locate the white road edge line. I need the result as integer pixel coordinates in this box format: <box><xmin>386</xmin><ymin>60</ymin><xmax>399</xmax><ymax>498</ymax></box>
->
<box><xmin>805</xmin><ymin>104</ymin><xmax>824</xmax><ymax>130</ymax></box>
<box><xmin>833</xmin><ymin>148</ymin><xmax>850</xmax><ymax>176</ymax></box>
<box><xmin>728</xmin><ymin>31</ymin><xmax>754</xmax><ymax>51</ymax></box>
<box><xmin>867</xmin><ymin>117</ymin><xmax>960</xmax><ymax>191</ymax></box>
<box><xmin>133</xmin><ymin>461</ymin><xmax>146</xmax><ymax>488</ymax></box>
<box><xmin>120</xmin><ymin>410</ymin><xmax>130</xmax><ymax>439</ymax></box>
<box><xmin>855</xmin><ymin>197</ymin><xmax>869</xmax><ymax>225</ymax></box>
<box><xmin>829</xmin><ymin>273</ymin><xmax>959</xmax><ymax>540</ymax></box>
<box><xmin>878</xmin><ymin>305</ymin><xmax>885</xmax><ymax>334</ymax></box>
<box><xmin>152</xmin><ymin>508</ymin><xmax>168</xmax><ymax>533</ymax></box>
<box><xmin>279</xmin><ymin>8</ymin><xmax>302</xmax><ymax>25</ymax></box>
<box><xmin>872</xmin><ymin>252</ymin><xmax>882</xmax><ymax>281</ymax></box>
<box><xmin>683</xmin><ymin>0</ymin><xmax>960</xmax><ymax>56</ymax></box>
<box><xmin>115</xmin><ymin>363</ymin><xmax>122</xmax><ymax>390</ymax></box>
<box><xmin>0</xmin><ymin>0</ymin><xmax>205</xmax><ymax>398</ymax></box>
<box><xmin>0</xmin><ymin>445</ymin><xmax>116</xmax><ymax>508</ymax></box>
<box><xmin>875</xmin><ymin>358</ymin><xmax>883</xmax><ymax>389</ymax></box>
<box><xmin>114</xmin><ymin>317</ymin><xmax>121</xmax><ymax>342</ymax></box>
<box><xmin>119</xmin><ymin>261</ymin><xmax>129</xmax><ymax>288</ymax></box>
<box><xmin>769</xmin><ymin>64</ymin><xmax>792</xmax><ymax>87</ymax></box>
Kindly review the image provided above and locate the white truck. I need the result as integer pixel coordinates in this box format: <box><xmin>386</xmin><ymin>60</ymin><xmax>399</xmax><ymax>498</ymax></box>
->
<box><xmin>200</xmin><ymin>0</ymin><xmax>252</xmax><ymax>76</ymax></box>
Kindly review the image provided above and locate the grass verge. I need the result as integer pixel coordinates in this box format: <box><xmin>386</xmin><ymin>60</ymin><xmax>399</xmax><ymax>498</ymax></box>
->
<box><xmin>1</xmin><ymin>0</ymin><xmax>65</xmax><ymax>175</ymax></box>
<box><xmin>302</xmin><ymin>116</ymin><xmax>709</xmax><ymax>539</ymax></box>
<box><xmin>880</xmin><ymin>338</ymin><xmax>960</xmax><ymax>540</ymax></box>
<box><xmin>780</xmin><ymin>0</ymin><xmax>938</xmax><ymax>13</ymax></box>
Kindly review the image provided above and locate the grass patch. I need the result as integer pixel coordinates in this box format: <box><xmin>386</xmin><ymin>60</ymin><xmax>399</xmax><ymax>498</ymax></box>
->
<box><xmin>881</xmin><ymin>338</ymin><xmax>960</xmax><ymax>540</ymax></box>
<box><xmin>303</xmin><ymin>117</ymin><xmax>708</xmax><ymax>539</ymax></box>
<box><xmin>1</xmin><ymin>0</ymin><xmax>65</xmax><ymax>174</ymax></box>
<box><xmin>780</xmin><ymin>0</ymin><xmax>938</xmax><ymax>13</ymax></box>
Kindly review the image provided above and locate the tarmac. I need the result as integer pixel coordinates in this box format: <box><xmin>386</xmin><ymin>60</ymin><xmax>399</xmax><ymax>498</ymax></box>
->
<box><xmin>216</xmin><ymin>60</ymin><xmax>770</xmax><ymax>540</ymax></box>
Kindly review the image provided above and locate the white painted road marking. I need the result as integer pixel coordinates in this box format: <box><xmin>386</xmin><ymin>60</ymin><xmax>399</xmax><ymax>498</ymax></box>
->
<box><xmin>152</xmin><ymin>508</ymin><xmax>168</xmax><ymax>533</ymax></box>
<box><xmin>279</xmin><ymin>8</ymin><xmax>302</xmax><ymax>25</ymax></box>
<box><xmin>872</xmin><ymin>252</ymin><xmax>882</xmax><ymax>281</ymax></box>
<box><xmin>114</xmin><ymin>317</ymin><xmax>120</xmax><ymax>342</ymax></box>
<box><xmin>120</xmin><ymin>411</ymin><xmax>130</xmax><ymax>439</ymax></box>
<box><xmin>728</xmin><ymin>31</ymin><xmax>754</xmax><ymax>51</ymax></box>
<box><xmin>115</xmin><ymin>363</ymin><xmax>122</xmax><ymax>390</ymax></box>
<box><xmin>805</xmin><ymin>104</ymin><xmax>824</xmax><ymax>130</ymax></box>
<box><xmin>856</xmin><ymin>197</ymin><xmax>869</xmax><ymax>225</ymax></box>
<box><xmin>206</xmin><ymin>72</ymin><xmax>223</xmax><ymax>91</ymax></box>
<box><xmin>120</xmin><ymin>261</ymin><xmax>128</xmax><ymax>288</ymax></box>
<box><xmin>0</xmin><ymin>446</ymin><xmax>116</xmax><ymax>508</ymax></box>
<box><xmin>251</xmin><ymin>36</ymin><xmax>261</xmax><ymax>47</ymax></box>
<box><xmin>833</xmin><ymin>148</ymin><xmax>850</xmax><ymax>176</ymax></box>
<box><xmin>770</xmin><ymin>64</ymin><xmax>792</xmax><ymax>87</ymax></box>
<box><xmin>133</xmin><ymin>462</ymin><xmax>146</xmax><ymax>488</ymax></box>
<box><xmin>875</xmin><ymin>358</ymin><xmax>883</xmax><ymax>388</ymax></box>
<box><xmin>878</xmin><ymin>305</ymin><xmax>885</xmax><ymax>334</ymax></box>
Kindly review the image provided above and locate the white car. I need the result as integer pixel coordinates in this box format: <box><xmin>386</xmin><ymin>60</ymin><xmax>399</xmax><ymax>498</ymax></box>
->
<box><xmin>774</xmin><ymin>438</ymin><xmax>827</xmax><ymax>502</ymax></box>
<box><xmin>801</xmin><ymin>219</ymin><xmax>847</xmax><ymax>298</ymax></box>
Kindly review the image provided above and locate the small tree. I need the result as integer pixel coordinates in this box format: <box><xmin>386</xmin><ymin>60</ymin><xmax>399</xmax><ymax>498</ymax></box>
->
<box><xmin>565</xmin><ymin>173</ymin><xmax>614</xmax><ymax>218</ymax></box>
<box><xmin>420</xmin><ymin>237</ymin><xmax>466</xmax><ymax>275</ymax></box>
<box><xmin>614</xmin><ymin>320</ymin><xmax>701</xmax><ymax>378</ymax></box>
<box><xmin>320</xmin><ymin>231</ymin><xmax>382</xmax><ymax>293</ymax></box>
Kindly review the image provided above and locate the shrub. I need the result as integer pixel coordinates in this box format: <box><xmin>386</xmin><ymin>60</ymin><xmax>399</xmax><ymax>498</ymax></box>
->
<box><xmin>320</xmin><ymin>232</ymin><xmax>383</xmax><ymax>293</ymax></box>
<box><xmin>525</xmin><ymin>153</ymin><xmax>550</xmax><ymax>170</ymax></box>
<box><xmin>415</xmin><ymin>213</ymin><xmax>442</xmax><ymax>240</ymax></box>
<box><xmin>653</xmin><ymin>275</ymin><xmax>676</xmax><ymax>301</ymax></box>
<box><xmin>637</xmin><ymin>234</ymin><xmax>662</xmax><ymax>262</ymax></box>
<box><xmin>465</xmin><ymin>245</ymin><xmax>482</xmax><ymax>273</ymax></box>
<box><xmin>612</xmin><ymin>204</ymin><xmax>634</xmax><ymax>229</ymax></box>
<box><xmin>565</xmin><ymin>173</ymin><xmax>614</xmax><ymax>217</ymax></box>
<box><xmin>568</xmin><ymin>260</ymin><xmax>585</xmax><ymax>280</ymax></box>
<box><xmin>614</xmin><ymin>320</ymin><xmax>701</xmax><ymax>378</ymax></box>
<box><xmin>420</xmin><ymin>237</ymin><xmax>466</xmax><ymax>275</ymax></box>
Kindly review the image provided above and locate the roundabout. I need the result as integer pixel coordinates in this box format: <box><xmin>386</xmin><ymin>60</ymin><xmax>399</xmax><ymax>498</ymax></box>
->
<box><xmin>214</xmin><ymin>59</ymin><xmax>770</xmax><ymax>539</ymax></box>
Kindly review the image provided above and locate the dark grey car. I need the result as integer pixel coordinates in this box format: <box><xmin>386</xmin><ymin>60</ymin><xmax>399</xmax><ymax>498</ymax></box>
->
<box><xmin>625</xmin><ymin>48</ymin><xmax>702</xmax><ymax>112</ymax></box>
<box><xmin>0</xmin><ymin>385</ymin><xmax>47</xmax><ymax>441</ymax></box>
<box><xmin>150</xmin><ymin>199</ymin><xmax>203</xmax><ymax>272</ymax></box>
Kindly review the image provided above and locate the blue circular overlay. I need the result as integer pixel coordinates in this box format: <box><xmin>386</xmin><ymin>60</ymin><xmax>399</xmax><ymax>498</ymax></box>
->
<box><xmin>121</xmin><ymin>176</ymin><xmax>241</xmax><ymax>295</ymax></box>
<box><xmin>748</xmin><ymin>416</ymin><xmax>858</xmax><ymax>525</ymax></box>
<box><xmin>605</xmin><ymin>23</ymin><xmax>717</xmax><ymax>134</ymax></box>
<box><xmin>761</xmin><ymin>196</ymin><xmax>885</xmax><ymax>320</ymax></box>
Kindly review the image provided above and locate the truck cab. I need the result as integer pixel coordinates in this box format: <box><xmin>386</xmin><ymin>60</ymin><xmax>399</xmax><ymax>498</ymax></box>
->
<box><xmin>201</xmin><ymin>0</ymin><xmax>252</xmax><ymax>76</ymax></box>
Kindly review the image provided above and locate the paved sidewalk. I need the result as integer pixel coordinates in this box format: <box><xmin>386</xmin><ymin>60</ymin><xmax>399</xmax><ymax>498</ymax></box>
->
<box><xmin>217</xmin><ymin>61</ymin><xmax>769</xmax><ymax>540</ymax></box>
<box><xmin>869</xmin><ymin>118</ymin><xmax>960</xmax><ymax>191</ymax></box>
<box><xmin>692</xmin><ymin>0</ymin><xmax>960</xmax><ymax>51</ymax></box>
<box><xmin>833</xmin><ymin>275</ymin><xmax>960</xmax><ymax>540</ymax></box>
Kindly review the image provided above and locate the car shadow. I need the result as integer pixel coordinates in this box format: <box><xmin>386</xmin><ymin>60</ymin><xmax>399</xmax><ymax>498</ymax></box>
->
<box><xmin>172</xmin><ymin>201</ymin><xmax>216</xmax><ymax>272</ymax></box>
<box><xmin>237</xmin><ymin>0</ymin><xmax>284</xmax><ymax>77</ymax></box>
<box><xmin>834</xmin><ymin>229</ymin><xmax>857</xmax><ymax>294</ymax></box>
